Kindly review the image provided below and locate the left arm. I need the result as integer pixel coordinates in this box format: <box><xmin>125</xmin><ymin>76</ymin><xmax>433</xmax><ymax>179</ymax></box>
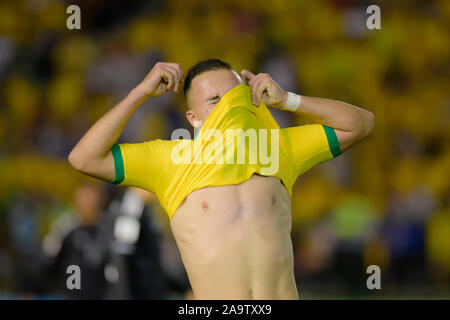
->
<box><xmin>291</xmin><ymin>95</ymin><xmax>375</xmax><ymax>152</ymax></box>
<box><xmin>241</xmin><ymin>70</ymin><xmax>375</xmax><ymax>152</ymax></box>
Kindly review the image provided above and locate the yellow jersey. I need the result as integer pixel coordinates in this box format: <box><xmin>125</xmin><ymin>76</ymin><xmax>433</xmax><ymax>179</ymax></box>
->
<box><xmin>110</xmin><ymin>84</ymin><xmax>341</xmax><ymax>219</ymax></box>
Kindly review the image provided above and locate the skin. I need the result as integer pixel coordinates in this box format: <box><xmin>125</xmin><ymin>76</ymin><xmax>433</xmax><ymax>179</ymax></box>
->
<box><xmin>185</xmin><ymin>69</ymin><xmax>243</xmax><ymax>126</ymax></box>
<box><xmin>68</xmin><ymin>61</ymin><xmax>374</xmax><ymax>299</ymax></box>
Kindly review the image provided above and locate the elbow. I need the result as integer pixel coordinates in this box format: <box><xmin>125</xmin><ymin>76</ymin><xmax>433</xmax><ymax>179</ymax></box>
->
<box><xmin>68</xmin><ymin>148</ymin><xmax>87</xmax><ymax>172</ymax></box>
<box><xmin>364</xmin><ymin>111</ymin><xmax>375</xmax><ymax>136</ymax></box>
<box><xmin>357</xmin><ymin>110</ymin><xmax>375</xmax><ymax>139</ymax></box>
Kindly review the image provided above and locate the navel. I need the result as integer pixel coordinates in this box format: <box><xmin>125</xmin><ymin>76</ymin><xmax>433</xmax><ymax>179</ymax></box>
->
<box><xmin>201</xmin><ymin>201</ymin><xmax>209</xmax><ymax>210</ymax></box>
<box><xmin>271</xmin><ymin>195</ymin><xmax>276</xmax><ymax>205</ymax></box>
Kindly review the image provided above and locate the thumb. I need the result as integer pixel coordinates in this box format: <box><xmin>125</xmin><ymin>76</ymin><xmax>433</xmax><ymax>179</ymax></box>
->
<box><xmin>240</xmin><ymin>69</ymin><xmax>255</xmax><ymax>84</ymax></box>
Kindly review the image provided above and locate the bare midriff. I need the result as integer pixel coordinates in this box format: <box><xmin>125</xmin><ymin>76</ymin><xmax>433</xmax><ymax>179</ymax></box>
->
<box><xmin>170</xmin><ymin>174</ymin><xmax>299</xmax><ymax>299</ymax></box>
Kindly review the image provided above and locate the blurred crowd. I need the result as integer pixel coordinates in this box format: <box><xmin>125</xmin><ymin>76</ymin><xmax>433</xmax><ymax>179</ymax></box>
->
<box><xmin>0</xmin><ymin>0</ymin><xmax>448</xmax><ymax>298</ymax></box>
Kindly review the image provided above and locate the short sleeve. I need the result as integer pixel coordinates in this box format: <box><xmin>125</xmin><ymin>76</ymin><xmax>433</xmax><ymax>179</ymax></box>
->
<box><xmin>282</xmin><ymin>124</ymin><xmax>342</xmax><ymax>177</ymax></box>
<box><xmin>110</xmin><ymin>139</ymin><xmax>170</xmax><ymax>193</ymax></box>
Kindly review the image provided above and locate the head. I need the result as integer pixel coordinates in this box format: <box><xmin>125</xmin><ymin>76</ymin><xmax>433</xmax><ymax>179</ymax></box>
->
<box><xmin>184</xmin><ymin>58</ymin><xmax>243</xmax><ymax>128</ymax></box>
<box><xmin>74</xmin><ymin>181</ymin><xmax>104</xmax><ymax>226</ymax></box>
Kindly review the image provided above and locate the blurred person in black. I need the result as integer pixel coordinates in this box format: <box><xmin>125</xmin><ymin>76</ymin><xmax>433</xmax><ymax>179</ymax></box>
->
<box><xmin>43</xmin><ymin>181</ymin><xmax>110</xmax><ymax>299</ymax></box>
<box><xmin>40</xmin><ymin>182</ymin><xmax>170</xmax><ymax>299</ymax></box>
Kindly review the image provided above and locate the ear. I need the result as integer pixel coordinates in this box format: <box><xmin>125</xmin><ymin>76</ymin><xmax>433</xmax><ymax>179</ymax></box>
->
<box><xmin>186</xmin><ymin>109</ymin><xmax>198</xmax><ymax>128</ymax></box>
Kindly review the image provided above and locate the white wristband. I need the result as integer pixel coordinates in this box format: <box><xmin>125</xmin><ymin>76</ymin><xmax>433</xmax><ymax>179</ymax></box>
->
<box><xmin>281</xmin><ymin>92</ymin><xmax>301</xmax><ymax>111</ymax></box>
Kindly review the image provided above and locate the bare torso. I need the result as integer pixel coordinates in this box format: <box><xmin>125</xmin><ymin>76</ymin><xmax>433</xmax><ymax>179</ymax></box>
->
<box><xmin>170</xmin><ymin>174</ymin><xmax>299</xmax><ymax>299</ymax></box>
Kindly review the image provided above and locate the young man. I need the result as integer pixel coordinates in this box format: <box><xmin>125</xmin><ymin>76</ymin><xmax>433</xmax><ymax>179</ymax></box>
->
<box><xmin>69</xmin><ymin>59</ymin><xmax>374</xmax><ymax>299</ymax></box>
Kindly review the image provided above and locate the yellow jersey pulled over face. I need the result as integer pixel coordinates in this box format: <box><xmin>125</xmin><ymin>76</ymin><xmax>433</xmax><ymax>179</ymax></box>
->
<box><xmin>111</xmin><ymin>84</ymin><xmax>341</xmax><ymax>219</ymax></box>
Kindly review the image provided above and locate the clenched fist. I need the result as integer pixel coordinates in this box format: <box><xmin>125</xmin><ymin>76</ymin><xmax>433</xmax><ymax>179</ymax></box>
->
<box><xmin>241</xmin><ymin>70</ymin><xmax>288</xmax><ymax>109</ymax></box>
<box><xmin>136</xmin><ymin>62</ymin><xmax>185</xmax><ymax>98</ymax></box>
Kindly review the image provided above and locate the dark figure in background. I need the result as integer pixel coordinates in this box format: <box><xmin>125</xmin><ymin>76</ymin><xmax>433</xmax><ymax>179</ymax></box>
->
<box><xmin>48</xmin><ymin>182</ymin><xmax>110</xmax><ymax>299</ymax></box>
<box><xmin>42</xmin><ymin>183</ymin><xmax>168</xmax><ymax>299</ymax></box>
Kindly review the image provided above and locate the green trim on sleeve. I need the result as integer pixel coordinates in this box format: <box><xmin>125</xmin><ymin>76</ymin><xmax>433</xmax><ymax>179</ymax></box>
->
<box><xmin>323</xmin><ymin>125</ymin><xmax>342</xmax><ymax>158</ymax></box>
<box><xmin>110</xmin><ymin>144</ymin><xmax>124</xmax><ymax>185</ymax></box>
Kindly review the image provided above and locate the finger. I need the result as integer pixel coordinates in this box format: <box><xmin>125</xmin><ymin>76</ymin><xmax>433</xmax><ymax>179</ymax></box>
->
<box><xmin>242</xmin><ymin>69</ymin><xmax>255</xmax><ymax>84</ymax></box>
<box><xmin>161</xmin><ymin>66</ymin><xmax>179</xmax><ymax>92</ymax></box>
<box><xmin>253</xmin><ymin>80</ymin><xmax>267</xmax><ymax>107</ymax></box>
<box><xmin>249</xmin><ymin>77</ymin><xmax>262</xmax><ymax>105</ymax></box>
<box><xmin>165</xmin><ymin>65</ymin><xmax>184</xmax><ymax>91</ymax></box>
<box><xmin>249</xmin><ymin>77</ymin><xmax>258</xmax><ymax>105</ymax></box>
<box><xmin>241</xmin><ymin>69</ymin><xmax>255</xmax><ymax>84</ymax></box>
<box><xmin>179</xmin><ymin>68</ymin><xmax>185</xmax><ymax>82</ymax></box>
<box><xmin>167</xmin><ymin>63</ymin><xmax>184</xmax><ymax>83</ymax></box>
<box><xmin>163</xmin><ymin>66</ymin><xmax>180</xmax><ymax>92</ymax></box>
<box><xmin>176</xmin><ymin>65</ymin><xmax>185</xmax><ymax>82</ymax></box>
<box><xmin>160</xmin><ymin>68</ymin><xmax>175</xmax><ymax>91</ymax></box>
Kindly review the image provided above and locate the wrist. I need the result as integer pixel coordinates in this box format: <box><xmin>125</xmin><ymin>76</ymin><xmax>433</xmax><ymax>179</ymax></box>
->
<box><xmin>280</xmin><ymin>91</ymin><xmax>289</xmax><ymax>108</ymax></box>
<box><xmin>131</xmin><ymin>85</ymin><xmax>151</xmax><ymax>100</ymax></box>
<box><xmin>124</xmin><ymin>87</ymin><xmax>151</xmax><ymax>112</ymax></box>
<box><xmin>280</xmin><ymin>91</ymin><xmax>302</xmax><ymax>112</ymax></box>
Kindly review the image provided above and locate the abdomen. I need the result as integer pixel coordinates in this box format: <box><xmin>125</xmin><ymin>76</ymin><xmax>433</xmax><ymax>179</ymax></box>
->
<box><xmin>170</xmin><ymin>174</ymin><xmax>297</xmax><ymax>299</ymax></box>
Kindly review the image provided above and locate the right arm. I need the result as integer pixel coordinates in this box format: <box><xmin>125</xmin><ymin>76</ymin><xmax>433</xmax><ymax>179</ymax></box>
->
<box><xmin>68</xmin><ymin>62</ymin><xmax>184</xmax><ymax>182</ymax></box>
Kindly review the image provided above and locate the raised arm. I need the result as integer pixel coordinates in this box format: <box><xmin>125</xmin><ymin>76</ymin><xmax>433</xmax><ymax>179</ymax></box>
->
<box><xmin>68</xmin><ymin>62</ymin><xmax>184</xmax><ymax>181</ymax></box>
<box><xmin>289</xmin><ymin>96</ymin><xmax>374</xmax><ymax>152</ymax></box>
<box><xmin>241</xmin><ymin>70</ymin><xmax>375</xmax><ymax>152</ymax></box>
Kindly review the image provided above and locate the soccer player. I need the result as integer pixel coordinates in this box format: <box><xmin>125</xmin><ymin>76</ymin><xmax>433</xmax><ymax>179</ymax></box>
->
<box><xmin>69</xmin><ymin>59</ymin><xmax>374</xmax><ymax>299</ymax></box>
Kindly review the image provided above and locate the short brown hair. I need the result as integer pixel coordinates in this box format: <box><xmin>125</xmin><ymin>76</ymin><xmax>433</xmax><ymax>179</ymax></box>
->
<box><xmin>183</xmin><ymin>58</ymin><xmax>232</xmax><ymax>98</ymax></box>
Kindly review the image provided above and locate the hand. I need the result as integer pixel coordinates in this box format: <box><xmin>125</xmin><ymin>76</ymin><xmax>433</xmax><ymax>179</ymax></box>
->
<box><xmin>240</xmin><ymin>70</ymin><xmax>288</xmax><ymax>109</ymax></box>
<box><xmin>136</xmin><ymin>62</ymin><xmax>184</xmax><ymax>98</ymax></box>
